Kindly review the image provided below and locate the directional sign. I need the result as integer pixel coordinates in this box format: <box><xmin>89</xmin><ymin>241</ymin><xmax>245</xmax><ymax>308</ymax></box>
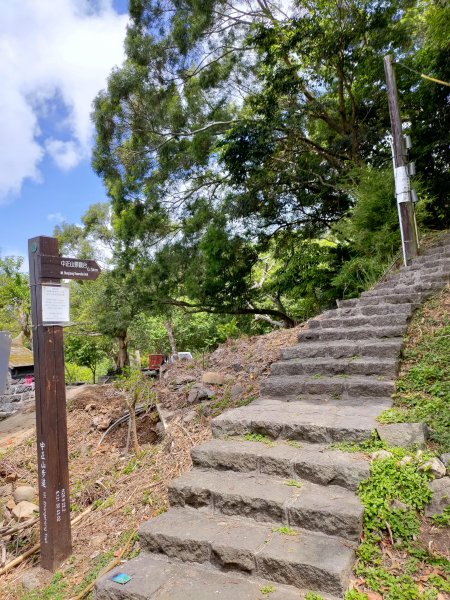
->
<box><xmin>40</xmin><ymin>256</ymin><xmax>101</xmax><ymax>280</ymax></box>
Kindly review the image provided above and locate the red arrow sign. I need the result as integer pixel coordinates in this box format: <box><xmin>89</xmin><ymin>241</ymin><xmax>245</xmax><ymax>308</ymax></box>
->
<box><xmin>40</xmin><ymin>256</ymin><xmax>101</xmax><ymax>280</ymax></box>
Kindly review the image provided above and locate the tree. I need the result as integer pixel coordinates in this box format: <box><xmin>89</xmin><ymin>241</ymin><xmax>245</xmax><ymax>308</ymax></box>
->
<box><xmin>0</xmin><ymin>256</ymin><xmax>31</xmax><ymax>341</ymax></box>
<box><xmin>64</xmin><ymin>336</ymin><xmax>106</xmax><ymax>383</ymax></box>
<box><xmin>92</xmin><ymin>0</ymin><xmax>448</xmax><ymax>325</ymax></box>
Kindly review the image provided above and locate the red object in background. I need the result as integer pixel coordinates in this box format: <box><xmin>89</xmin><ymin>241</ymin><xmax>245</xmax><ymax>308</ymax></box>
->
<box><xmin>148</xmin><ymin>354</ymin><xmax>164</xmax><ymax>370</ymax></box>
<box><xmin>25</xmin><ymin>375</ymin><xmax>33</xmax><ymax>385</ymax></box>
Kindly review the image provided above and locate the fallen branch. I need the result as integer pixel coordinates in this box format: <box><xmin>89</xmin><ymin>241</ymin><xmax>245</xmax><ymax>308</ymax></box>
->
<box><xmin>0</xmin><ymin>505</ymin><xmax>93</xmax><ymax>577</ymax></box>
<box><xmin>0</xmin><ymin>517</ymin><xmax>39</xmax><ymax>538</ymax></box>
<box><xmin>69</xmin><ymin>529</ymin><xmax>137</xmax><ymax>600</ymax></box>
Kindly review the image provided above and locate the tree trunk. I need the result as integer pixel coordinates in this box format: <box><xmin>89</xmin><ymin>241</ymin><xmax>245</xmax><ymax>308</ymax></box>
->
<box><xmin>116</xmin><ymin>334</ymin><xmax>130</xmax><ymax>369</ymax></box>
<box><xmin>164</xmin><ymin>320</ymin><xmax>177</xmax><ymax>356</ymax></box>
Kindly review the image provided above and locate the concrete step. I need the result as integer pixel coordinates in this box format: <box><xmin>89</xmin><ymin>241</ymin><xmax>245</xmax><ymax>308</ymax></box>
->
<box><xmin>281</xmin><ymin>338</ymin><xmax>404</xmax><ymax>361</ymax></box>
<box><xmin>271</xmin><ymin>357</ymin><xmax>398</xmax><ymax>377</ymax></box>
<box><xmin>298</xmin><ymin>325</ymin><xmax>406</xmax><ymax>342</ymax></box>
<box><xmin>308</xmin><ymin>313</ymin><xmax>408</xmax><ymax>329</ymax></box>
<box><xmin>139</xmin><ymin>508</ymin><xmax>356</xmax><ymax>597</ymax></box>
<box><xmin>261</xmin><ymin>375</ymin><xmax>393</xmax><ymax>399</ymax></box>
<box><xmin>192</xmin><ymin>439</ymin><xmax>369</xmax><ymax>491</ymax></box>
<box><xmin>95</xmin><ymin>552</ymin><xmax>335</xmax><ymax>600</ymax></box>
<box><xmin>168</xmin><ymin>470</ymin><xmax>363</xmax><ymax>541</ymax></box>
<box><xmin>212</xmin><ymin>398</ymin><xmax>390</xmax><ymax>444</ymax></box>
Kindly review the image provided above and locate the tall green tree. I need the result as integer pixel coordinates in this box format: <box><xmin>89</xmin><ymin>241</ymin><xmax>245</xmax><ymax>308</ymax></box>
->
<box><xmin>0</xmin><ymin>256</ymin><xmax>31</xmax><ymax>340</ymax></box>
<box><xmin>92</xmin><ymin>0</ymin><xmax>449</xmax><ymax>324</ymax></box>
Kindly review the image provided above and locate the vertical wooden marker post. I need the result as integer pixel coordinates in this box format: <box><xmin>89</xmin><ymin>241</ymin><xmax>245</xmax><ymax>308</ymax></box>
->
<box><xmin>28</xmin><ymin>236</ymin><xmax>72</xmax><ymax>570</ymax></box>
<box><xmin>28</xmin><ymin>236</ymin><xmax>101</xmax><ymax>570</ymax></box>
<box><xmin>384</xmin><ymin>54</ymin><xmax>418</xmax><ymax>265</ymax></box>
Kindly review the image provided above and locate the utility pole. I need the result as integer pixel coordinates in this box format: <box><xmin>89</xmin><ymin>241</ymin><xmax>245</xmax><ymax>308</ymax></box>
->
<box><xmin>384</xmin><ymin>54</ymin><xmax>418</xmax><ymax>265</ymax></box>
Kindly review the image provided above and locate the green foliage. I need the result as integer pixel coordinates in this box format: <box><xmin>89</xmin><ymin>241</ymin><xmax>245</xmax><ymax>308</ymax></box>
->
<box><xmin>0</xmin><ymin>255</ymin><xmax>31</xmax><ymax>339</ymax></box>
<box><xmin>64</xmin><ymin>336</ymin><xmax>107</xmax><ymax>383</ymax></box>
<box><xmin>243</xmin><ymin>432</ymin><xmax>275</xmax><ymax>446</ymax></box>
<box><xmin>260</xmin><ymin>585</ymin><xmax>276</xmax><ymax>595</ymax></box>
<box><xmin>388</xmin><ymin>295</ymin><xmax>450</xmax><ymax>453</ymax></box>
<box><xmin>358</xmin><ymin>451</ymin><xmax>431</xmax><ymax>540</ymax></box>
<box><xmin>272</xmin><ymin>526</ymin><xmax>298</xmax><ymax>536</ymax></box>
<box><xmin>305</xmin><ymin>594</ymin><xmax>325</xmax><ymax>600</ymax></box>
<box><xmin>283</xmin><ymin>479</ymin><xmax>302</xmax><ymax>488</ymax></box>
<box><xmin>431</xmin><ymin>506</ymin><xmax>450</xmax><ymax>528</ymax></box>
<box><xmin>331</xmin><ymin>432</ymin><xmax>386</xmax><ymax>454</ymax></box>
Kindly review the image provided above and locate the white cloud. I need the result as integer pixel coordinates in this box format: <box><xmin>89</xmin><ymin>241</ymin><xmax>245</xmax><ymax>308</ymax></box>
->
<box><xmin>47</xmin><ymin>212</ymin><xmax>66</xmax><ymax>224</ymax></box>
<box><xmin>0</xmin><ymin>0</ymin><xmax>128</xmax><ymax>202</ymax></box>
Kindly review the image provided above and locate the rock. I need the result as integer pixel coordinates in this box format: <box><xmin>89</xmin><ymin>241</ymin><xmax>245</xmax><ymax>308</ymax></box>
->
<box><xmin>13</xmin><ymin>485</ymin><xmax>36</xmax><ymax>503</ymax></box>
<box><xmin>419</xmin><ymin>457</ymin><xmax>446</xmax><ymax>479</ymax></box>
<box><xmin>230</xmin><ymin>384</ymin><xmax>244</xmax><ymax>400</ymax></box>
<box><xmin>376</xmin><ymin>423</ymin><xmax>427</xmax><ymax>448</ymax></box>
<box><xmin>6</xmin><ymin>499</ymin><xmax>16</xmax><ymax>511</ymax></box>
<box><xmin>440</xmin><ymin>453</ymin><xmax>450</xmax><ymax>467</ymax></box>
<box><xmin>93</xmin><ymin>416</ymin><xmax>113</xmax><ymax>431</ymax></box>
<box><xmin>20</xmin><ymin>567</ymin><xmax>52</xmax><ymax>591</ymax></box>
<box><xmin>201</xmin><ymin>372</ymin><xmax>225</xmax><ymax>385</ymax></box>
<box><xmin>399</xmin><ymin>456</ymin><xmax>413</xmax><ymax>466</ymax></box>
<box><xmin>5</xmin><ymin>473</ymin><xmax>18</xmax><ymax>483</ymax></box>
<box><xmin>370</xmin><ymin>450</ymin><xmax>393</xmax><ymax>461</ymax></box>
<box><xmin>12</xmin><ymin>501</ymin><xmax>39</xmax><ymax>521</ymax></box>
<box><xmin>187</xmin><ymin>385</ymin><xmax>214</xmax><ymax>404</ymax></box>
<box><xmin>91</xmin><ymin>532</ymin><xmax>108</xmax><ymax>548</ymax></box>
<box><xmin>0</xmin><ymin>484</ymin><xmax>13</xmax><ymax>497</ymax></box>
<box><xmin>182</xmin><ymin>410</ymin><xmax>197</xmax><ymax>424</ymax></box>
<box><xmin>390</xmin><ymin>499</ymin><xmax>408</xmax><ymax>511</ymax></box>
<box><xmin>425</xmin><ymin>477</ymin><xmax>450</xmax><ymax>517</ymax></box>
<box><xmin>171</xmin><ymin>375</ymin><xmax>197</xmax><ymax>387</ymax></box>
<box><xmin>230</xmin><ymin>362</ymin><xmax>243</xmax><ymax>372</ymax></box>
<box><xmin>197</xmin><ymin>402</ymin><xmax>213</xmax><ymax>417</ymax></box>
<box><xmin>85</xmin><ymin>403</ymin><xmax>96</xmax><ymax>412</ymax></box>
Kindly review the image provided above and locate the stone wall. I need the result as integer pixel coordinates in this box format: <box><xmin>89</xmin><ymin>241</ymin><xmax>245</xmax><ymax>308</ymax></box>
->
<box><xmin>0</xmin><ymin>371</ymin><xmax>35</xmax><ymax>414</ymax></box>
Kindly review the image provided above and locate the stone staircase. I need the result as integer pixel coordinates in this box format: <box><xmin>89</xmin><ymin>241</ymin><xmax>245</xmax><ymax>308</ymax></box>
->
<box><xmin>95</xmin><ymin>235</ymin><xmax>450</xmax><ymax>600</ymax></box>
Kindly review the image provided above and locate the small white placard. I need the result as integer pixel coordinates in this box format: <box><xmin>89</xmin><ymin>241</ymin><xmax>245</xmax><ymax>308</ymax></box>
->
<box><xmin>42</xmin><ymin>286</ymin><xmax>70</xmax><ymax>324</ymax></box>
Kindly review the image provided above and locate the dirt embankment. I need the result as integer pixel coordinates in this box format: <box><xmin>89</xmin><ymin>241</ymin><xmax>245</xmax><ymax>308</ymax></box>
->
<box><xmin>0</xmin><ymin>325</ymin><xmax>301</xmax><ymax>598</ymax></box>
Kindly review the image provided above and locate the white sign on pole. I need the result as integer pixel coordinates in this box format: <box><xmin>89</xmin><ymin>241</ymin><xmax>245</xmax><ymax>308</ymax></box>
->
<box><xmin>42</xmin><ymin>286</ymin><xmax>70</xmax><ymax>325</ymax></box>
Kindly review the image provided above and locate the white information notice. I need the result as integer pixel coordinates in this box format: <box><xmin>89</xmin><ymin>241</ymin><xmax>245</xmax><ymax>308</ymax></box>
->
<box><xmin>42</xmin><ymin>286</ymin><xmax>70</xmax><ymax>324</ymax></box>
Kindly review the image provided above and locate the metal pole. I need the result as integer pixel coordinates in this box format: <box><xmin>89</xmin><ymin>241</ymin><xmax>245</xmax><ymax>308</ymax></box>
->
<box><xmin>384</xmin><ymin>54</ymin><xmax>418</xmax><ymax>265</ymax></box>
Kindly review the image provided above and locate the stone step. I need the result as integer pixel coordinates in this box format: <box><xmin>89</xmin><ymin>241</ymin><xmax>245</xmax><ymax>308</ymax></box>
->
<box><xmin>261</xmin><ymin>375</ymin><xmax>393</xmax><ymax>399</ymax></box>
<box><xmin>358</xmin><ymin>293</ymin><xmax>426</xmax><ymax>306</ymax></box>
<box><xmin>308</xmin><ymin>313</ymin><xmax>408</xmax><ymax>329</ymax></box>
<box><xmin>212</xmin><ymin>398</ymin><xmax>389</xmax><ymax>444</ymax></box>
<box><xmin>421</xmin><ymin>244</ymin><xmax>450</xmax><ymax>257</ymax></box>
<box><xmin>139</xmin><ymin>508</ymin><xmax>356</xmax><ymax>597</ymax></box>
<box><xmin>298</xmin><ymin>325</ymin><xmax>406</xmax><ymax>342</ymax></box>
<box><xmin>324</xmin><ymin>302</ymin><xmax>413</xmax><ymax>318</ymax></box>
<box><xmin>192</xmin><ymin>439</ymin><xmax>369</xmax><ymax>491</ymax></box>
<box><xmin>281</xmin><ymin>338</ymin><xmax>404</xmax><ymax>360</ymax></box>
<box><xmin>362</xmin><ymin>281</ymin><xmax>442</xmax><ymax>298</ymax></box>
<box><xmin>271</xmin><ymin>357</ymin><xmax>397</xmax><ymax>377</ymax></box>
<box><xmin>169</xmin><ymin>470</ymin><xmax>363</xmax><ymax>541</ymax></box>
<box><xmin>374</xmin><ymin>272</ymin><xmax>449</xmax><ymax>290</ymax></box>
<box><xmin>95</xmin><ymin>552</ymin><xmax>339</xmax><ymax>600</ymax></box>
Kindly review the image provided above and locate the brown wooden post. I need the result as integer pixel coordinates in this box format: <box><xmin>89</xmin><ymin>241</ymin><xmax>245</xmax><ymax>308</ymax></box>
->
<box><xmin>384</xmin><ymin>54</ymin><xmax>418</xmax><ymax>265</ymax></box>
<box><xmin>28</xmin><ymin>236</ymin><xmax>72</xmax><ymax>571</ymax></box>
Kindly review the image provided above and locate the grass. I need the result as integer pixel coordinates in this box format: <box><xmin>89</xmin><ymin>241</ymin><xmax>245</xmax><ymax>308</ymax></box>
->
<box><xmin>243</xmin><ymin>432</ymin><xmax>276</xmax><ymax>446</ymax></box>
<box><xmin>376</xmin><ymin>286</ymin><xmax>450</xmax><ymax>453</ymax></box>
<box><xmin>331</xmin><ymin>432</ymin><xmax>386</xmax><ymax>454</ymax></box>
<box><xmin>283</xmin><ymin>479</ymin><xmax>302</xmax><ymax>488</ymax></box>
<box><xmin>272</xmin><ymin>526</ymin><xmax>299</xmax><ymax>536</ymax></box>
<box><xmin>260</xmin><ymin>585</ymin><xmax>276</xmax><ymax>595</ymax></box>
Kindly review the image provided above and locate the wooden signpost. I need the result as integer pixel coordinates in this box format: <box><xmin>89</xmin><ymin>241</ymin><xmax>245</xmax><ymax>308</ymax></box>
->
<box><xmin>28</xmin><ymin>236</ymin><xmax>100</xmax><ymax>571</ymax></box>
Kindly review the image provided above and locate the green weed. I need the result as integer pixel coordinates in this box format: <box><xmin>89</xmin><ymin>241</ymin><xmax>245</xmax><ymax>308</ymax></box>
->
<box><xmin>260</xmin><ymin>585</ymin><xmax>276</xmax><ymax>595</ymax></box>
<box><xmin>243</xmin><ymin>432</ymin><xmax>275</xmax><ymax>446</ymax></box>
<box><xmin>272</xmin><ymin>526</ymin><xmax>298</xmax><ymax>536</ymax></box>
<box><xmin>283</xmin><ymin>479</ymin><xmax>302</xmax><ymax>488</ymax></box>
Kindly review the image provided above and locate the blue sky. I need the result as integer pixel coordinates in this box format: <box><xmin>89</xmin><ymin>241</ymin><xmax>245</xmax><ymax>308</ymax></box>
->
<box><xmin>0</xmin><ymin>1</ymin><xmax>129</xmax><ymax>265</ymax></box>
